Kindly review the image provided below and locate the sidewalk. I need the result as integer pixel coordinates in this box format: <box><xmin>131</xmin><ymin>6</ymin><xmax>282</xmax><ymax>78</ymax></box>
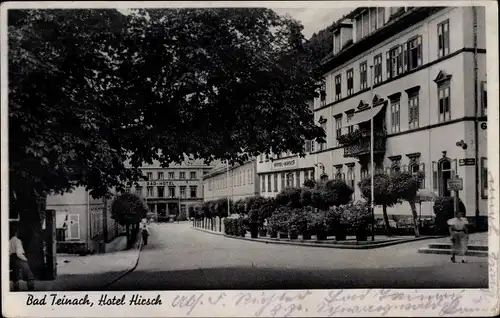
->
<box><xmin>22</xmin><ymin>235</ymin><xmax>143</xmax><ymax>291</ymax></box>
<box><xmin>192</xmin><ymin>226</ymin><xmax>444</xmax><ymax>249</ymax></box>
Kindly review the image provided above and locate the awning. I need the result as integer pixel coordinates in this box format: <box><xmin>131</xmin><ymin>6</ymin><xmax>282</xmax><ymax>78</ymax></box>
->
<box><xmin>349</xmin><ymin>105</ymin><xmax>386</xmax><ymax>126</ymax></box>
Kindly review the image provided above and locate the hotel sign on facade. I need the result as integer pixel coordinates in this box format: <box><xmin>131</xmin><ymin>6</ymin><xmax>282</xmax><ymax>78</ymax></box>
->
<box><xmin>272</xmin><ymin>159</ymin><xmax>298</xmax><ymax>170</ymax></box>
<box><xmin>145</xmin><ymin>181</ymin><xmax>175</xmax><ymax>186</ymax></box>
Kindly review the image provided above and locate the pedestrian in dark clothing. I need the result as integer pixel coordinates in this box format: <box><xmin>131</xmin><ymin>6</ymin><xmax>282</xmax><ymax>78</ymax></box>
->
<box><xmin>141</xmin><ymin>223</ymin><xmax>150</xmax><ymax>246</ymax></box>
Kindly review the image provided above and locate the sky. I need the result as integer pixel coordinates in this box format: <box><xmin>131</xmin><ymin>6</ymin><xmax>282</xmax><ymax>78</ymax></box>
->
<box><xmin>273</xmin><ymin>8</ymin><xmax>352</xmax><ymax>38</ymax></box>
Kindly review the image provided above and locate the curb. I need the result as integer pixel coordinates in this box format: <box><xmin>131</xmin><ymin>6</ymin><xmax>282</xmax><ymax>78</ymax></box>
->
<box><xmin>103</xmin><ymin>233</ymin><xmax>144</xmax><ymax>288</ymax></box>
<box><xmin>192</xmin><ymin>226</ymin><xmax>445</xmax><ymax>250</ymax></box>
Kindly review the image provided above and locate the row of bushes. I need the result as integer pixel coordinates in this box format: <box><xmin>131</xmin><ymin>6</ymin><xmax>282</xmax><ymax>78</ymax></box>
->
<box><xmin>207</xmin><ymin>171</ymin><xmax>466</xmax><ymax>240</ymax></box>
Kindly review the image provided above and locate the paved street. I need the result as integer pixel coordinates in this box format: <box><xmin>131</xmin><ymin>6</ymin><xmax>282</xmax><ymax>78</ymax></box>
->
<box><xmin>107</xmin><ymin>222</ymin><xmax>488</xmax><ymax>290</ymax></box>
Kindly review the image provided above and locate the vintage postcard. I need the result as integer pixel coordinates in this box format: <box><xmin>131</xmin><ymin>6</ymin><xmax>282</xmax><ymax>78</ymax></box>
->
<box><xmin>1</xmin><ymin>1</ymin><xmax>499</xmax><ymax>317</ymax></box>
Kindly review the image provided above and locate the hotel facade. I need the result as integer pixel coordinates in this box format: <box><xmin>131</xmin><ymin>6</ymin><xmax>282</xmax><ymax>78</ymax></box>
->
<box><xmin>203</xmin><ymin>159</ymin><xmax>260</xmax><ymax>203</ymax></box>
<box><xmin>258</xmin><ymin>6</ymin><xmax>488</xmax><ymax>227</ymax></box>
<box><xmin>128</xmin><ymin>159</ymin><xmax>213</xmax><ymax>221</ymax></box>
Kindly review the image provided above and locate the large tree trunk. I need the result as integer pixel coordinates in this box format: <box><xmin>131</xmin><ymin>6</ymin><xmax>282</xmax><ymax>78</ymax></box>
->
<box><xmin>409</xmin><ymin>200</ymin><xmax>420</xmax><ymax>237</ymax></box>
<box><xmin>15</xmin><ymin>190</ymin><xmax>47</xmax><ymax>280</ymax></box>
<box><xmin>382</xmin><ymin>204</ymin><xmax>392</xmax><ymax>237</ymax></box>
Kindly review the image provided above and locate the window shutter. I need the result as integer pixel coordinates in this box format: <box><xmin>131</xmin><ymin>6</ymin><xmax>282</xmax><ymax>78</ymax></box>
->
<box><xmin>417</xmin><ymin>36</ymin><xmax>422</xmax><ymax>66</ymax></box>
<box><xmin>397</xmin><ymin>45</ymin><xmax>403</xmax><ymax>74</ymax></box>
<box><xmin>432</xmin><ymin>161</ymin><xmax>438</xmax><ymax>191</ymax></box>
<box><xmin>419</xmin><ymin>163</ymin><xmax>426</xmax><ymax>188</ymax></box>
<box><xmin>386</xmin><ymin>51</ymin><xmax>391</xmax><ymax>79</ymax></box>
<box><xmin>403</xmin><ymin>42</ymin><xmax>408</xmax><ymax>72</ymax></box>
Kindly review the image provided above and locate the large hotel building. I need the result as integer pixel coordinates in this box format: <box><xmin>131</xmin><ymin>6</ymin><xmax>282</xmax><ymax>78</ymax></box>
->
<box><xmin>257</xmin><ymin>6</ymin><xmax>488</xmax><ymax>227</ymax></box>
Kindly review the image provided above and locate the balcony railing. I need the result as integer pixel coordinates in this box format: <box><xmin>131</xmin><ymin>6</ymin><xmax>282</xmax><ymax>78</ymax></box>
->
<box><xmin>342</xmin><ymin>130</ymin><xmax>386</xmax><ymax>158</ymax></box>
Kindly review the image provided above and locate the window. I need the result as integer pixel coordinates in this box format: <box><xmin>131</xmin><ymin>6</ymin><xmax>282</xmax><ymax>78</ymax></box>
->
<box><xmin>305</xmin><ymin>139</ymin><xmax>311</xmax><ymax>152</ymax></box>
<box><xmin>347</xmin><ymin>165</ymin><xmax>355</xmax><ymax>189</ymax></box>
<box><xmin>67</xmin><ymin>214</ymin><xmax>80</xmax><ymax>240</ymax></box>
<box><xmin>319</xmin><ymin>121</ymin><xmax>327</xmax><ymax>151</ymax></box>
<box><xmin>370</xmin><ymin>8</ymin><xmax>378</xmax><ymax>32</ymax></box>
<box><xmin>387</xmin><ymin>45</ymin><xmax>403</xmax><ymax>79</ymax></box>
<box><xmin>481</xmin><ymin>157</ymin><xmax>488</xmax><ymax>198</ymax></box>
<box><xmin>310</xmin><ymin>140</ymin><xmax>315</xmax><ymax>153</ymax></box>
<box><xmin>360</xmin><ymin>61</ymin><xmax>368</xmax><ymax>89</ymax></box>
<box><xmin>180</xmin><ymin>205</ymin><xmax>186</xmax><ymax>217</ymax></box>
<box><xmin>335</xmin><ymin>116</ymin><xmax>342</xmax><ymax>145</ymax></box>
<box><xmin>405</xmin><ymin>36</ymin><xmax>422</xmax><ymax>71</ymax></box>
<box><xmin>335</xmin><ymin>74</ymin><xmax>342</xmax><ymax>101</ymax></box>
<box><xmin>180</xmin><ymin>186</ymin><xmax>186</xmax><ymax>198</ymax></box>
<box><xmin>147</xmin><ymin>186</ymin><xmax>154</xmax><ymax>197</ymax></box>
<box><xmin>179</xmin><ymin>172</ymin><xmax>186</xmax><ymax>179</ymax></box>
<box><xmin>286</xmin><ymin>173</ymin><xmax>293</xmax><ymax>188</ymax></box>
<box><xmin>333</xmin><ymin>30</ymin><xmax>341</xmax><ymax>54</ymax></box>
<box><xmin>135</xmin><ymin>186</ymin><xmax>143</xmax><ymax>196</ymax></box>
<box><xmin>320</xmin><ymin>82</ymin><xmax>326</xmax><ymax>107</ymax></box>
<box><xmin>374</xmin><ymin>54</ymin><xmax>383</xmax><ymax>84</ymax></box>
<box><xmin>296</xmin><ymin>171</ymin><xmax>300</xmax><ymax>187</ymax></box>
<box><xmin>362</xmin><ymin>10</ymin><xmax>369</xmax><ymax>38</ymax></box>
<box><xmin>190</xmin><ymin>186</ymin><xmax>197</xmax><ymax>198</ymax></box>
<box><xmin>281</xmin><ymin>173</ymin><xmax>285</xmax><ymax>190</ymax></box>
<box><xmin>408</xmin><ymin>92</ymin><xmax>420</xmax><ymax>129</ymax></box>
<box><xmin>261</xmin><ymin>175</ymin><xmax>266</xmax><ymax>193</ymax></box>
<box><xmin>158</xmin><ymin>172</ymin><xmax>164</xmax><ymax>180</ymax></box>
<box><xmin>438</xmin><ymin>20</ymin><xmax>450</xmax><ymax>58</ymax></box>
<box><xmin>390</xmin><ymin>99</ymin><xmax>400</xmax><ymax>133</ymax></box>
<box><xmin>168</xmin><ymin>186</ymin><xmax>175</xmax><ymax>197</ymax></box>
<box><xmin>267</xmin><ymin>175</ymin><xmax>271</xmax><ymax>191</ymax></box>
<box><xmin>146</xmin><ymin>172</ymin><xmax>153</xmax><ymax>180</ymax></box>
<box><xmin>346</xmin><ymin>113</ymin><xmax>354</xmax><ymax>134</ymax></box>
<box><xmin>274</xmin><ymin>174</ymin><xmax>278</xmax><ymax>192</ymax></box>
<box><xmin>335</xmin><ymin>167</ymin><xmax>344</xmax><ymax>180</ymax></box>
<box><xmin>438</xmin><ymin>81</ymin><xmax>451</xmax><ymax>122</ymax></box>
<box><xmin>409</xmin><ymin>163</ymin><xmax>425</xmax><ymax>189</ymax></box>
<box><xmin>157</xmin><ymin>186</ymin><xmax>164</xmax><ymax>198</ymax></box>
<box><xmin>168</xmin><ymin>172</ymin><xmax>174</xmax><ymax>179</ymax></box>
<box><xmin>190</xmin><ymin>171</ymin><xmax>196</xmax><ymax>180</ymax></box>
<box><xmin>481</xmin><ymin>81</ymin><xmax>487</xmax><ymax>117</ymax></box>
<box><xmin>360</xmin><ymin>165</ymin><xmax>369</xmax><ymax>179</ymax></box>
<box><xmin>347</xmin><ymin>69</ymin><xmax>354</xmax><ymax>95</ymax></box>
<box><xmin>377</xmin><ymin>7</ymin><xmax>385</xmax><ymax>27</ymax></box>
<box><xmin>259</xmin><ymin>154</ymin><xmax>264</xmax><ymax>162</ymax></box>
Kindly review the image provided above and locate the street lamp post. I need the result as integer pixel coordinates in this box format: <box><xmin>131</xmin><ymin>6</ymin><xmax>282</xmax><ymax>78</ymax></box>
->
<box><xmin>369</xmin><ymin>64</ymin><xmax>375</xmax><ymax>242</ymax></box>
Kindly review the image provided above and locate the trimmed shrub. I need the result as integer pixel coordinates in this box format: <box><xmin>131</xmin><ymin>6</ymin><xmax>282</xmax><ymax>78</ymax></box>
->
<box><xmin>275</xmin><ymin>187</ymin><xmax>303</xmax><ymax>208</ymax></box>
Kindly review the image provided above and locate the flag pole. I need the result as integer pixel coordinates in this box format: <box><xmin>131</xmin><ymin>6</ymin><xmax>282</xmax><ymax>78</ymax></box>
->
<box><xmin>227</xmin><ymin>160</ymin><xmax>230</xmax><ymax>215</ymax></box>
<box><xmin>369</xmin><ymin>65</ymin><xmax>375</xmax><ymax>241</ymax></box>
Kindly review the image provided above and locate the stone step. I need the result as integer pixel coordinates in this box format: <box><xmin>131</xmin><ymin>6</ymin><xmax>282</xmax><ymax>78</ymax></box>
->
<box><xmin>427</xmin><ymin>244</ymin><xmax>488</xmax><ymax>251</ymax></box>
<box><xmin>418</xmin><ymin>247</ymin><xmax>488</xmax><ymax>257</ymax></box>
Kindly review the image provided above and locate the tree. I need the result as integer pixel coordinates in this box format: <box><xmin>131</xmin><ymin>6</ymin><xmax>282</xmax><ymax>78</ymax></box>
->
<box><xmin>9</xmin><ymin>8</ymin><xmax>325</xmax><ymax>276</ymax></box>
<box><xmin>391</xmin><ymin>171</ymin><xmax>425</xmax><ymax>237</ymax></box>
<box><xmin>358</xmin><ymin>173</ymin><xmax>399</xmax><ymax>236</ymax></box>
<box><xmin>275</xmin><ymin>187</ymin><xmax>303</xmax><ymax>208</ymax></box>
<box><xmin>312</xmin><ymin>179</ymin><xmax>354</xmax><ymax>211</ymax></box>
<box><xmin>111</xmin><ymin>193</ymin><xmax>148</xmax><ymax>247</ymax></box>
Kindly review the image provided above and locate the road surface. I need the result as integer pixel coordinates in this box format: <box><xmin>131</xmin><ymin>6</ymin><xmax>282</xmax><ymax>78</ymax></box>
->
<box><xmin>108</xmin><ymin>222</ymin><xmax>488</xmax><ymax>290</ymax></box>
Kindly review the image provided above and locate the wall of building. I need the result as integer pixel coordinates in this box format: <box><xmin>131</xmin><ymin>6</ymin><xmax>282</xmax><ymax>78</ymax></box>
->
<box><xmin>256</xmin><ymin>155</ymin><xmax>316</xmax><ymax>198</ymax></box>
<box><xmin>203</xmin><ymin>160</ymin><xmax>259</xmax><ymax>202</ymax></box>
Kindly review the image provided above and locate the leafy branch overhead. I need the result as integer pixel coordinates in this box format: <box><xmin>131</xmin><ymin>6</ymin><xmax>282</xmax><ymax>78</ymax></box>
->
<box><xmin>8</xmin><ymin>8</ymin><xmax>325</xmax><ymax>199</ymax></box>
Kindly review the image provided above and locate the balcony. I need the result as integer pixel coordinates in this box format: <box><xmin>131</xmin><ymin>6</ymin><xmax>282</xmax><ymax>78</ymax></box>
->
<box><xmin>339</xmin><ymin>130</ymin><xmax>386</xmax><ymax>158</ymax></box>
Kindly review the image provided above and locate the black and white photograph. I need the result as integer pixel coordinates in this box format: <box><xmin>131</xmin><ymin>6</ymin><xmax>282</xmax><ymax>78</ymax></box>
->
<box><xmin>2</xmin><ymin>1</ymin><xmax>499</xmax><ymax>317</ymax></box>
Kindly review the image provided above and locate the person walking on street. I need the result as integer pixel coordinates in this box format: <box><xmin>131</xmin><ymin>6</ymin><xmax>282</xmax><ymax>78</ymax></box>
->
<box><xmin>447</xmin><ymin>208</ymin><xmax>469</xmax><ymax>263</ymax></box>
<box><xmin>9</xmin><ymin>227</ymin><xmax>35</xmax><ymax>291</ymax></box>
<box><xmin>141</xmin><ymin>222</ymin><xmax>150</xmax><ymax>246</ymax></box>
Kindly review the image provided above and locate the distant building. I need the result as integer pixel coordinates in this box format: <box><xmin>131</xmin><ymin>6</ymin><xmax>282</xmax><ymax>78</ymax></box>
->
<box><xmin>128</xmin><ymin>159</ymin><xmax>213</xmax><ymax>221</ymax></box>
<box><xmin>203</xmin><ymin>159</ymin><xmax>259</xmax><ymax>203</ymax></box>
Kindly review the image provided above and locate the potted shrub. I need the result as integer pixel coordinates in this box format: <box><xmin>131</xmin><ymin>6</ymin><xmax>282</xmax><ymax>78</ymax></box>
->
<box><xmin>343</xmin><ymin>201</ymin><xmax>371</xmax><ymax>242</ymax></box>
<box><xmin>306</xmin><ymin>211</ymin><xmax>327</xmax><ymax>240</ymax></box>
<box><xmin>327</xmin><ymin>207</ymin><xmax>348</xmax><ymax>241</ymax></box>
<box><xmin>302</xmin><ymin>207</ymin><xmax>315</xmax><ymax>240</ymax></box>
<box><xmin>287</xmin><ymin>209</ymin><xmax>307</xmax><ymax>240</ymax></box>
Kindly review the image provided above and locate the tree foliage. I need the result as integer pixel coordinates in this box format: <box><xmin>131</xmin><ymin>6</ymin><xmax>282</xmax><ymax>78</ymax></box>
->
<box><xmin>9</xmin><ymin>8</ymin><xmax>325</xmax><ymax>203</ymax></box>
<box><xmin>312</xmin><ymin>179</ymin><xmax>353</xmax><ymax>210</ymax></box>
<box><xmin>111</xmin><ymin>193</ymin><xmax>148</xmax><ymax>226</ymax></box>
